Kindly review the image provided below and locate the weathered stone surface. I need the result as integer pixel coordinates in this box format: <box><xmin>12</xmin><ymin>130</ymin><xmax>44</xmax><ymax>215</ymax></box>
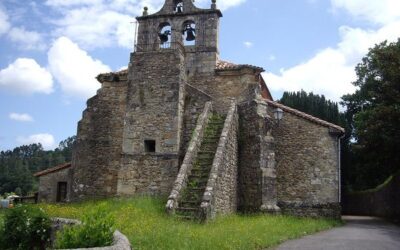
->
<box><xmin>201</xmin><ymin>101</ymin><xmax>238</xmax><ymax>219</ymax></box>
<box><xmin>71</xmin><ymin>79</ymin><xmax>128</xmax><ymax>200</ymax></box>
<box><xmin>37</xmin><ymin>167</ymin><xmax>73</xmax><ymax>203</ymax></box>
<box><xmin>271</xmin><ymin>102</ymin><xmax>341</xmax><ymax>218</ymax></box>
<box><xmin>48</xmin><ymin>0</ymin><xmax>344</xmax><ymax>221</ymax></box>
<box><xmin>167</xmin><ymin>102</ymin><xmax>213</xmax><ymax>212</ymax></box>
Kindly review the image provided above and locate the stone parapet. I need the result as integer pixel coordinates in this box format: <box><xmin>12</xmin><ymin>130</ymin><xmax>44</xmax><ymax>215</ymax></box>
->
<box><xmin>166</xmin><ymin>102</ymin><xmax>213</xmax><ymax>213</ymax></box>
<box><xmin>201</xmin><ymin>101</ymin><xmax>238</xmax><ymax>220</ymax></box>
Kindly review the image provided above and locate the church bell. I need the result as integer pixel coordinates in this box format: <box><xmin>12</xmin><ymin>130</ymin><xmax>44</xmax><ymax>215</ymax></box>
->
<box><xmin>159</xmin><ymin>30</ymin><xmax>170</xmax><ymax>43</ymax></box>
<box><xmin>186</xmin><ymin>29</ymin><xmax>196</xmax><ymax>41</ymax></box>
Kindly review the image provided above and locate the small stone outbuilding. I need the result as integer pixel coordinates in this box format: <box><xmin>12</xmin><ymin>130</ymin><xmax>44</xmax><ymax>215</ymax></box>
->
<box><xmin>34</xmin><ymin>163</ymin><xmax>72</xmax><ymax>203</ymax></box>
<box><xmin>36</xmin><ymin>0</ymin><xmax>345</xmax><ymax>220</ymax></box>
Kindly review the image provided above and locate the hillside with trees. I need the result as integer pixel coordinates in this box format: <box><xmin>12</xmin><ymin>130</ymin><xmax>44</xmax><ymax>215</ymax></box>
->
<box><xmin>0</xmin><ymin>136</ymin><xmax>76</xmax><ymax>196</ymax></box>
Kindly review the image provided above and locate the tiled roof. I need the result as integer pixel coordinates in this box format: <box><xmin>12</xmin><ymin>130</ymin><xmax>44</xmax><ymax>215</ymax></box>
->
<box><xmin>216</xmin><ymin>60</ymin><xmax>264</xmax><ymax>72</ymax></box>
<box><xmin>33</xmin><ymin>163</ymin><xmax>72</xmax><ymax>177</ymax></box>
<box><xmin>265</xmin><ymin>99</ymin><xmax>345</xmax><ymax>133</ymax></box>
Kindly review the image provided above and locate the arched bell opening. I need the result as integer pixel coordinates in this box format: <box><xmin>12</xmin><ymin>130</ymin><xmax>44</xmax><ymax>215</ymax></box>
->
<box><xmin>173</xmin><ymin>0</ymin><xmax>184</xmax><ymax>13</ymax></box>
<box><xmin>182</xmin><ymin>20</ymin><xmax>196</xmax><ymax>46</ymax></box>
<box><xmin>158</xmin><ymin>22</ymin><xmax>172</xmax><ymax>48</ymax></box>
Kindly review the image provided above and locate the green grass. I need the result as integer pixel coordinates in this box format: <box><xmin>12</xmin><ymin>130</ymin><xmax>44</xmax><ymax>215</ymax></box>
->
<box><xmin>38</xmin><ymin>197</ymin><xmax>341</xmax><ymax>250</ymax></box>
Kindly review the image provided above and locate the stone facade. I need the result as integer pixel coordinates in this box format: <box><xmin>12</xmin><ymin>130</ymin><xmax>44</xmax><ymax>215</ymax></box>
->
<box><xmin>35</xmin><ymin>0</ymin><xmax>345</xmax><ymax>220</ymax></box>
<box><xmin>35</xmin><ymin>163</ymin><xmax>73</xmax><ymax>203</ymax></box>
<box><xmin>201</xmin><ymin>101</ymin><xmax>239</xmax><ymax>219</ymax></box>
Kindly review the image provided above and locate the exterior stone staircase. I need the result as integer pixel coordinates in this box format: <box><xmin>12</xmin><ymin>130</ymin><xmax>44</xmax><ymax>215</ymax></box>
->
<box><xmin>176</xmin><ymin>114</ymin><xmax>225</xmax><ymax>220</ymax></box>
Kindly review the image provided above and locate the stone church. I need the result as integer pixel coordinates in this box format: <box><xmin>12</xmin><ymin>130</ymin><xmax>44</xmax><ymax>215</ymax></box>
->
<box><xmin>35</xmin><ymin>0</ymin><xmax>344</xmax><ymax>220</ymax></box>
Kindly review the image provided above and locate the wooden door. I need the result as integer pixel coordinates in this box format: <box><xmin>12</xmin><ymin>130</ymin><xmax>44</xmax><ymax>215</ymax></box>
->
<box><xmin>56</xmin><ymin>182</ymin><xmax>67</xmax><ymax>202</ymax></box>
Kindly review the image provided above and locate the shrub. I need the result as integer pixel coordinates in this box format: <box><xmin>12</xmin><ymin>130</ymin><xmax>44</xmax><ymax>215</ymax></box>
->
<box><xmin>55</xmin><ymin>206</ymin><xmax>115</xmax><ymax>249</ymax></box>
<box><xmin>2</xmin><ymin>205</ymin><xmax>51</xmax><ymax>250</ymax></box>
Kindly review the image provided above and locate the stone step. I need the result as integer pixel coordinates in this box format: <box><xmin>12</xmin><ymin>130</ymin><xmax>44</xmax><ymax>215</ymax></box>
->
<box><xmin>198</xmin><ymin>151</ymin><xmax>215</xmax><ymax>155</ymax></box>
<box><xmin>180</xmin><ymin>200</ymin><xmax>200</xmax><ymax>205</ymax></box>
<box><xmin>186</xmin><ymin>179</ymin><xmax>208</xmax><ymax>186</ymax></box>
<box><xmin>176</xmin><ymin>207</ymin><xmax>199</xmax><ymax>214</ymax></box>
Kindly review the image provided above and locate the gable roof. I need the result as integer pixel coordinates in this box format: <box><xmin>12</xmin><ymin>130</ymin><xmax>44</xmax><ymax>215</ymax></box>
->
<box><xmin>34</xmin><ymin>163</ymin><xmax>72</xmax><ymax>177</ymax></box>
<box><xmin>216</xmin><ymin>60</ymin><xmax>264</xmax><ymax>72</ymax></box>
<box><xmin>264</xmin><ymin>99</ymin><xmax>345</xmax><ymax>133</ymax></box>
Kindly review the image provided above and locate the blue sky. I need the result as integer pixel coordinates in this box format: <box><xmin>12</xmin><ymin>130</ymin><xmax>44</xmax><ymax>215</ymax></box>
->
<box><xmin>1</xmin><ymin>0</ymin><xmax>400</xmax><ymax>151</ymax></box>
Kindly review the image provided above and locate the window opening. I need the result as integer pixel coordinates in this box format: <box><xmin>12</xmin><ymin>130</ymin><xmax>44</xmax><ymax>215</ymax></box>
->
<box><xmin>174</xmin><ymin>0</ymin><xmax>184</xmax><ymax>13</ymax></box>
<box><xmin>158</xmin><ymin>23</ymin><xmax>171</xmax><ymax>48</ymax></box>
<box><xmin>182</xmin><ymin>21</ymin><xmax>196</xmax><ymax>46</ymax></box>
<box><xmin>144</xmin><ymin>140</ymin><xmax>156</xmax><ymax>153</ymax></box>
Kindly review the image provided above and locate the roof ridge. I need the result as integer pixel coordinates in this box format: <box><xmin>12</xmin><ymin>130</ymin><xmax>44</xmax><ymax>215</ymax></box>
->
<box><xmin>34</xmin><ymin>162</ymin><xmax>72</xmax><ymax>177</ymax></box>
<box><xmin>216</xmin><ymin>59</ymin><xmax>264</xmax><ymax>72</ymax></box>
<box><xmin>265</xmin><ymin>99</ymin><xmax>345</xmax><ymax>133</ymax></box>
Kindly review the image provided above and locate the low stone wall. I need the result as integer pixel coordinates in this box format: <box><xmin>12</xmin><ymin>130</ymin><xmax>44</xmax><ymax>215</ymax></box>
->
<box><xmin>166</xmin><ymin>102</ymin><xmax>213</xmax><ymax>213</ymax></box>
<box><xmin>201</xmin><ymin>101</ymin><xmax>239</xmax><ymax>220</ymax></box>
<box><xmin>278</xmin><ymin>202</ymin><xmax>341</xmax><ymax>219</ymax></box>
<box><xmin>52</xmin><ymin>218</ymin><xmax>131</xmax><ymax>250</ymax></box>
<box><xmin>342</xmin><ymin>173</ymin><xmax>400</xmax><ymax>221</ymax></box>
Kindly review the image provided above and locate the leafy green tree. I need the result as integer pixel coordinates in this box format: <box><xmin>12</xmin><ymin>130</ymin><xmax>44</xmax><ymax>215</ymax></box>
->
<box><xmin>0</xmin><ymin>136</ymin><xmax>76</xmax><ymax>196</ymax></box>
<box><xmin>341</xmin><ymin>39</ymin><xmax>400</xmax><ymax>190</ymax></box>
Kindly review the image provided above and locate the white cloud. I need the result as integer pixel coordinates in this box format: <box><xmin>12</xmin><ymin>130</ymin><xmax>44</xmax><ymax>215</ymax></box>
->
<box><xmin>7</xmin><ymin>27</ymin><xmax>46</xmax><ymax>50</ymax></box>
<box><xmin>45</xmin><ymin>0</ymin><xmax>246</xmax><ymax>50</ymax></box>
<box><xmin>197</xmin><ymin>0</ymin><xmax>246</xmax><ymax>10</ymax></box>
<box><xmin>51</xmin><ymin>6</ymin><xmax>135</xmax><ymax>49</ymax></box>
<box><xmin>48</xmin><ymin>36</ymin><xmax>111</xmax><ymax>99</ymax></box>
<box><xmin>0</xmin><ymin>58</ymin><xmax>54</xmax><ymax>95</ymax></box>
<box><xmin>17</xmin><ymin>133</ymin><xmax>56</xmax><ymax>150</ymax></box>
<box><xmin>264</xmin><ymin>1</ymin><xmax>400</xmax><ymax>102</ymax></box>
<box><xmin>9</xmin><ymin>113</ymin><xmax>34</xmax><ymax>122</ymax></box>
<box><xmin>0</xmin><ymin>7</ymin><xmax>10</xmax><ymax>35</ymax></box>
<box><xmin>243</xmin><ymin>41</ymin><xmax>253</xmax><ymax>48</ymax></box>
<box><xmin>331</xmin><ymin>0</ymin><xmax>400</xmax><ymax>25</ymax></box>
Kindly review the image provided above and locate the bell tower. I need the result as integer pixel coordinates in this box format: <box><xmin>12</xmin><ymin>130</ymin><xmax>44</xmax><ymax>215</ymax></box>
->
<box><xmin>118</xmin><ymin>0</ymin><xmax>222</xmax><ymax>196</ymax></box>
<box><xmin>135</xmin><ymin>0</ymin><xmax>222</xmax><ymax>75</ymax></box>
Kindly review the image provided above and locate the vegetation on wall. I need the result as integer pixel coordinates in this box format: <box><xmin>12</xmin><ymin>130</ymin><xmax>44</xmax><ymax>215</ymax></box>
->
<box><xmin>0</xmin><ymin>136</ymin><xmax>76</xmax><ymax>196</ymax></box>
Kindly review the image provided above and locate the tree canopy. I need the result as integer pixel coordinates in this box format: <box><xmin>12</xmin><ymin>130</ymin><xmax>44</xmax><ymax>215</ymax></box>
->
<box><xmin>341</xmin><ymin>39</ymin><xmax>400</xmax><ymax>190</ymax></box>
<box><xmin>279</xmin><ymin>90</ymin><xmax>343</xmax><ymax>126</ymax></box>
<box><xmin>0</xmin><ymin>136</ymin><xmax>76</xmax><ymax>196</ymax></box>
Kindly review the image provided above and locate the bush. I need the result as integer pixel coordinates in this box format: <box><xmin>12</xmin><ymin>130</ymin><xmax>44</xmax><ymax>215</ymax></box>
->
<box><xmin>2</xmin><ymin>205</ymin><xmax>51</xmax><ymax>250</ymax></box>
<box><xmin>55</xmin><ymin>206</ymin><xmax>115</xmax><ymax>249</ymax></box>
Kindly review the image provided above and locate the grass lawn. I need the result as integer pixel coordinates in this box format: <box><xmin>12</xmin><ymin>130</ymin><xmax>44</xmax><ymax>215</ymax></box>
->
<box><xmin>39</xmin><ymin>197</ymin><xmax>341</xmax><ymax>250</ymax></box>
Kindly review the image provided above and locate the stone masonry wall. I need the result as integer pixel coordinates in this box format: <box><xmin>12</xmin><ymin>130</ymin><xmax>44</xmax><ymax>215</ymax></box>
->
<box><xmin>201</xmin><ymin>102</ymin><xmax>238</xmax><ymax>219</ymax></box>
<box><xmin>271</xmin><ymin>106</ymin><xmax>341</xmax><ymax>218</ymax></box>
<box><xmin>72</xmin><ymin>80</ymin><xmax>128</xmax><ymax>200</ymax></box>
<box><xmin>167</xmin><ymin>102</ymin><xmax>213</xmax><ymax>212</ymax></box>
<box><xmin>189</xmin><ymin>70</ymin><xmax>259</xmax><ymax>113</ymax></box>
<box><xmin>38</xmin><ymin>168</ymin><xmax>73</xmax><ymax>203</ymax></box>
<box><xmin>343</xmin><ymin>173</ymin><xmax>400</xmax><ymax>221</ymax></box>
<box><xmin>118</xmin><ymin>48</ymin><xmax>186</xmax><ymax>196</ymax></box>
<box><xmin>237</xmin><ymin>99</ymin><xmax>265</xmax><ymax>212</ymax></box>
<box><xmin>180</xmin><ymin>84</ymin><xmax>212</xmax><ymax>160</ymax></box>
